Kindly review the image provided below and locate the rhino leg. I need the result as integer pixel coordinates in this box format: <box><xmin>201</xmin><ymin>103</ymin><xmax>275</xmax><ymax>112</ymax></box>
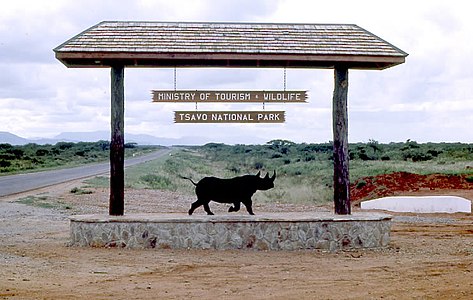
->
<box><xmin>188</xmin><ymin>200</ymin><xmax>201</xmax><ymax>215</ymax></box>
<box><xmin>189</xmin><ymin>198</ymin><xmax>214</xmax><ymax>215</ymax></box>
<box><xmin>203</xmin><ymin>202</ymin><xmax>214</xmax><ymax>215</ymax></box>
<box><xmin>242</xmin><ymin>199</ymin><xmax>255</xmax><ymax>215</ymax></box>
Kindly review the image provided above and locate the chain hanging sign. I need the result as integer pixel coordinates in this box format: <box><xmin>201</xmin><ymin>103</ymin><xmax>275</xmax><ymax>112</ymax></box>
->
<box><xmin>152</xmin><ymin>90</ymin><xmax>307</xmax><ymax>123</ymax></box>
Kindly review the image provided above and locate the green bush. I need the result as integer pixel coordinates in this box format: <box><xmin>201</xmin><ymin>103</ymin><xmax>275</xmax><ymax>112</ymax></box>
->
<box><xmin>356</xmin><ymin>180</ymin><xmax>367</xmax><ymax>189</ymax></box>
<box><xmin>254</xmin><ymin>161</ymin><xmax>264</xmax><ymax>170</ymax></box>
<box><xmin>0</xmin><ymin>159</ymin><xmax>11</xmax><ymax>168</ymax></box>
<box><xmin>227</xmin><ymin>165</ymin><xmax>241</xmax><ymax>173</ymax></box>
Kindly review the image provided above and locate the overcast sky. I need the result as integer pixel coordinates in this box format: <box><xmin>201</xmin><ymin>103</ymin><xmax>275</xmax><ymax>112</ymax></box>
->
<box><xmin>1</xmin><ymin>0</ymin><xmax>472</xmax><ymax>144</ymax></box>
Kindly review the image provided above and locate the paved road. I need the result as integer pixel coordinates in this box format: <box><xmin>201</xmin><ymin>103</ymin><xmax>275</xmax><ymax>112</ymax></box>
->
<box><xmin>0</xmin><ymin>148</ymin><xmax>172</xmax><ymax>197</ymax></box>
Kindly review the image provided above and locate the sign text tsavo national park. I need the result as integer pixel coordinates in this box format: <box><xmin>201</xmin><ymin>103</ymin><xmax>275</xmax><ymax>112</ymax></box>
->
<box><xmin>175</xmin><ymin>111</ymin><xmax>285</xmax><ymax>123</ymax></box>
<box><xmin>151</xmin><ymin>90</ymin><xmax>307</xmax><ymax>123</ymax></box>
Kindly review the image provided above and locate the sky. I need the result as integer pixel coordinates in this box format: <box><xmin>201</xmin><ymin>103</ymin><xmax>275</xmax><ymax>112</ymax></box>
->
<box><xmin>1</xmin><ymin>0</ymin><xmax>472</xmax><ymax>144</ymax></box>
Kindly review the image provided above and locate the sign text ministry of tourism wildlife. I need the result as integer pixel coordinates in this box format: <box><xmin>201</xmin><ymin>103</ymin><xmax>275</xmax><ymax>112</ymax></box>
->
<box><xmin>152</xmin><ymin>90</ymin><xmax>307</xmax><ymax>103</ymax></box>
<box><xmin>152</xmin><ymin>90</ymin><xmax>307</xmax><ymax>123</ymax></box>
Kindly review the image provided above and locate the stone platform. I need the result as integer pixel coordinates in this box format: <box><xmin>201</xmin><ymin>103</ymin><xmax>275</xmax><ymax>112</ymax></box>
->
<box><xmin>70</xmin><ymin>212</ymin><xmax>392</xmax><ymax>251</ymax></box>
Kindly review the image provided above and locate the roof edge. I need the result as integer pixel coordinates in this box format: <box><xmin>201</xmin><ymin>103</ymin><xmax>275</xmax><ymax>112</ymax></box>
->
<box><xmin>89</xmin><ymin>20</ymin><xmax>361</xmax><ymax>27</ymax></box>
<box><xmin>355</xmin><ymin>25</ymin><xmax>408</xmax><ymax>57</ymax></box>
<box><xmin>53</xmin><ymin>21</ymin><xmax>107</xmax><ymax>53</ymax></box>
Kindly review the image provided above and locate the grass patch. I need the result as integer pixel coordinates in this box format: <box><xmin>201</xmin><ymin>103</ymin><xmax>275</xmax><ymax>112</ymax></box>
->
<box><xmin>83</xmin><ymin>176</ymin><xmax>109</xmax><ymax>188</ymax></box>
<box><xmin>122</xmin><ymin>149</ymin><xmax>229</xmax><ymax>194</ymax></box>
<box><xmin>260</xmin><ymin>177</ymin><xmax>332</xmax><ymax>205</ymax></box>
<box><xmin>349</xmin><ymin>160</ymin><xmax>473</xmax><ymax>180</ymax></box>
<box><xmin>16</xmin><ymin>195</ymin><xmax>72</xmax><ymax>210</ymax></box>
<box><xmin>139</xmin><ymin>174</ymin><xmax>174</xmax><ymax>190</ymax></box>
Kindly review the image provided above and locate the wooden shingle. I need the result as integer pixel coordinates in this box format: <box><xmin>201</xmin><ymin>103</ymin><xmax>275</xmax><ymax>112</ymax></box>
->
<box><xmin>54</xmin><ymin>21</ymin><xmax>407</xmax><ymax>69</ymax></box>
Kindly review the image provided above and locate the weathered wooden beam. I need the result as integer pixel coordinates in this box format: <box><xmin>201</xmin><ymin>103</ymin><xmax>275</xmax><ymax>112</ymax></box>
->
<box><xmin>332</xmin><ymin>67</ymin><xmax>351</xmax><ymax>215</ymax></box>
<box><xmin>55</xmin><ymin>51</ymin><xmax>406</xmax><ymax>65</ymax></box>
<box><xmin>109</xmin><ymin>65</ymin><xmax>125</xmax><ymax>216</ymax></box>
<box><xmin>55</xmin><ymin>52</ymin><xmax>405</xmax><ymax>70</ymax></box>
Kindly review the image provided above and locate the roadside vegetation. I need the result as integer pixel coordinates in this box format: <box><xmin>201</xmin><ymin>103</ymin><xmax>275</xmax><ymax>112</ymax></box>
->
<box><xmin>15</xmin><ymin>195</ymin><xmax>73</xmax><ymax>210</ymax></box>
<box><xmin>86</xmin><ymin>139</ymin><xmax>473</xmax><ymax>205</ymax></box>
<box><xmin>0</xmin><ymin>141</ymin><xmax>160</xmax><ymax>174</ymax></box>
<box><xmin>3</xmin><ymin>139</ymin><xmax>471</xmax><ymax>205</ymax></box>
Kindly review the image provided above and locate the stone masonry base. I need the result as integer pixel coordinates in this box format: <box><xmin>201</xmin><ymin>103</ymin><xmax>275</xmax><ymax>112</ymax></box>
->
<box><xmin>69</xmin><ymin>212</ymin><xmax>392</xmax><ymax>251</ymax></box>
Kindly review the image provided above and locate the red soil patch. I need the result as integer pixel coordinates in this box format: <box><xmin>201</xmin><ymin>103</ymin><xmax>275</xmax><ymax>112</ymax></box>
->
<box><xmin>350</xmin><ymin>172</ymin><xmax>473</xmax><ymax>205</ymax></box>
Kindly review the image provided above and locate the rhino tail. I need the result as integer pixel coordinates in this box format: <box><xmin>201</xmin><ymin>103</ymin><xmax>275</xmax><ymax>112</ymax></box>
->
<box><xmin>179</xmin><ymin>175</ymin><xmax>198</xmax><ymax>186</ymax></box>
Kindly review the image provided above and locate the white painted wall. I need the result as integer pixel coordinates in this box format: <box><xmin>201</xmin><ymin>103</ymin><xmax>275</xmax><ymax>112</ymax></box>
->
<box><xmin>361</xmin><ymin>196</ymin><xmax>472</xmax><ymax>213</ymax></box>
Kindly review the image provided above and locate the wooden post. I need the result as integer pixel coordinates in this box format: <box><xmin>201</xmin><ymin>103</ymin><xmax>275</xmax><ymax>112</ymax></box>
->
<box><xmin>332</xmin><ymin>66</ymin><xmax>351</xmax><ymax>215</ymax></box>
<box><xmin>109</xmin><ymin>65</ymin><xmax>125</xmax><ymax>216</ymax></box>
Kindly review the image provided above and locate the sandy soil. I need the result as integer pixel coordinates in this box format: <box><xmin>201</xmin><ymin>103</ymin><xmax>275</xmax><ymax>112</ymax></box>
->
<box><xmin>0</xmin><ymin>177</ymin><xmax>472</xmax><ymax>299</ymax></box>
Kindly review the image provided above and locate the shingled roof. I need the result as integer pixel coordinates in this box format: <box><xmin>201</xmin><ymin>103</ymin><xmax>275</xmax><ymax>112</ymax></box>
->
<box><xmin>54</xmin><ymin>21</ymin><xmax>407</xmax><ymax>69</ymax></box>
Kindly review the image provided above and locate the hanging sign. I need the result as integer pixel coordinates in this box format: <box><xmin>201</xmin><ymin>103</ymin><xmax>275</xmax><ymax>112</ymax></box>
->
<box><xmin>174</xmin><ymin>111</ymin><xmax>285</xmax><ymax>123</ymax></box>
<box><xmin>152</xmin><ymin>90</ymin><xmax>307</xmax><ymax>103</ymax></box>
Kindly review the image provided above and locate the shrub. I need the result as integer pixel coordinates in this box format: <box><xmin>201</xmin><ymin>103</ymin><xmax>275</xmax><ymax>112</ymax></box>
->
<box><xmin>70</xmin><ymin>187</ymin><xmax>93</xmax><ymax>194</ymax></box>
<box><xmin>75</xmin><ymin>150</ymin><xmax>86</xmax><ymax>157</ymax></box>
<box><xmin>411</xmin><ymin>152</ymin><xmax>433</xmax><ymax>162</ymax></box>
<box><xmin>56</xmin><ymin>142</ymin><xmax>74</xmax><ymax>150</ymax></box>
<box><xmin>35</xmin><ymin>149</ymin><xmax>49</xmax><ymax>156</ymax></box>
<box><xmin>303</xmin><ymin>154</ymin><xmax>316</xmax><ymax>162</ymax></box>
<box><xmin>0</xmin><ymin>143</ymin><xmax>13</xmax><ymax>150</ymax></box>
<box><xmin>0</xmin><ymin>159</ymin><xmax>11</xmax><ymax>167</ymax></box>
<box><xmin>254</xmin><ymin>161</ymin><xmax>264</xmax><ymax>170</ymax></box>
<box><xmin>227</xmin><ymin>165</ymin><xmax>241</xmax><ymax>173</ymax></box>
<box><xmin>356</xmin><ymin>180</ymin><xmax>367</xmax><ymax>189</ymax></box>
<box><xmin>8</xmin><ymin>148</ymin><xmax>24</xmax><ymax>159</ymax></box>
<box><xmin>125</xmin><ymin>142</ymin><xmax>137</xmax><ymax>149</ymax></box>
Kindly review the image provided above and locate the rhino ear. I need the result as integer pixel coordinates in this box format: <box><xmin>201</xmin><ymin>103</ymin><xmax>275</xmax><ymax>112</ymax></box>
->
<box><xmin>256</xmin><ymin>171</ymin><xmax>261</xmax><ymax>177</ymax></box>
<box><xmin>271</xmin><ymin>170</ymin><xmax>276</xmax><ymax>182</ymax></box>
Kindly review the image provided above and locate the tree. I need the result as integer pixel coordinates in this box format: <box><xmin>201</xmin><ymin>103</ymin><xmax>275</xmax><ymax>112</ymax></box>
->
<box><xmin>368</xmin><ymin>139</ymin><xmax>381</xmax><ymax>154</ymax></box>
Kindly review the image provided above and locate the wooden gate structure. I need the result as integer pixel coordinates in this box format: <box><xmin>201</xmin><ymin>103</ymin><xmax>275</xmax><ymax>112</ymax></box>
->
<box><xmin>54</xmin><ymin>22</ymin><xmax>407</xmax><ymax>216</ymax></box>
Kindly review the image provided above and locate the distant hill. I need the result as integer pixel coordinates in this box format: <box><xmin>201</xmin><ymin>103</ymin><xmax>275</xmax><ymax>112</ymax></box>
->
<box><xmin>52</xmin><ymin>131</ymin><xmax>218</xmax><ymax>145</ymax></box>
<box><xmin>0</xmin><ymin>131</ymin><xmax>265</xmax><ymax>146</ymax></box>
<box><xmin>0</xmin><ymin>132</ymin><xmax>30</xmax><ymax>145</ymax></box>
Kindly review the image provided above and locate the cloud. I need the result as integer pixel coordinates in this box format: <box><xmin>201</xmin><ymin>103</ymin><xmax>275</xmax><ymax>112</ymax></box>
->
<box><xmin>1</xmin><ymin>0</ymin><xmax>472</xmax><ymax>143</ymax></box>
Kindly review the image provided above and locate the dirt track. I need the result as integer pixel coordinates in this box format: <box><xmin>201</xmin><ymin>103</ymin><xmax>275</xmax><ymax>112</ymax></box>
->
<box><xmin>1</xmin><ymin>180</ymin><xmax>472</xmax><ymax>299</ymax></box>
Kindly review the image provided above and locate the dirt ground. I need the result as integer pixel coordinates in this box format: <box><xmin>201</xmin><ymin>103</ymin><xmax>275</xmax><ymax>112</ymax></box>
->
<box><xmin>1</xmin><ymin>174</ymin><xmax>472</xmax><ymax>300</ymax></box>
<box><xmin>350</xmin><ymin>172</ymin><xmax>473</xmax><ymax>204</ymax></box>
